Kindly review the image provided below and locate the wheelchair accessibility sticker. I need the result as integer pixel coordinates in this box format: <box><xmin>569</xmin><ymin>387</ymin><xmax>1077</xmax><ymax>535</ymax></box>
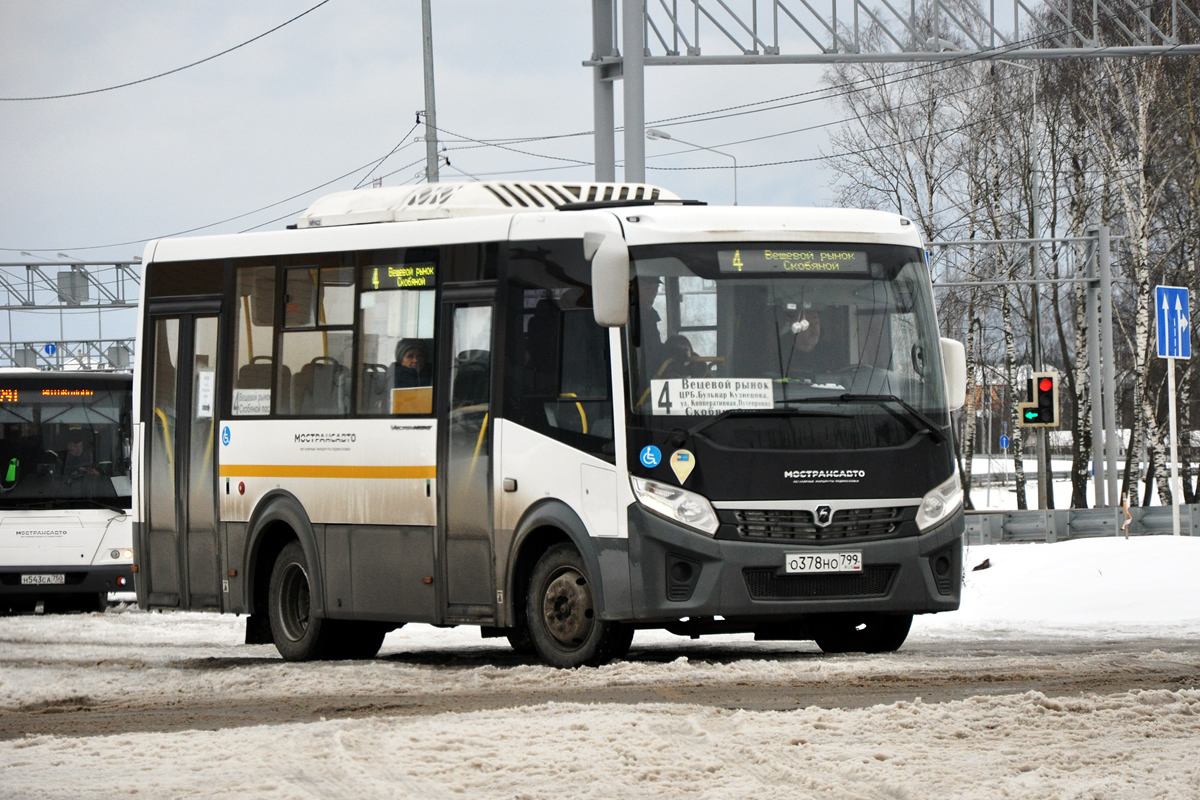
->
<box><xmin>639</xmin><ymin>445</ymin><xmax>662</xmax><ymax>468</ymax></box>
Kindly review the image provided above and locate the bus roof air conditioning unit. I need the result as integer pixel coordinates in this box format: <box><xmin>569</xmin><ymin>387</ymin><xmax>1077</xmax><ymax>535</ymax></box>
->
<box><xmin>295</xmin><ymin>181</ymin><xmax>679</xmax><ymax>228</ymax></box>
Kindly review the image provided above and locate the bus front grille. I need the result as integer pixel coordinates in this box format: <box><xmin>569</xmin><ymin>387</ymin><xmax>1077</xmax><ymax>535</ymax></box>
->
<box><xmin>731</xmin><ymin>507</ymin><xmax>908</xmax><ymax>542</ymax></box>
<box><xmin>742</xmin><ymin>566</ymin><xmax>896</xmax><ymax>599</ymax></box>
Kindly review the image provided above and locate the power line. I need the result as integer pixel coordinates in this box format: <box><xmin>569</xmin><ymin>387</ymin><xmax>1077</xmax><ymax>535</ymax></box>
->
<box><xmin>0</xmin><ymin>0</ymin><xmax>334</xmax><ymax>102</ymax></box>
<box><xmin>4</xmin><ymin>148</ymin><xmax>391</xmax><ymax>252</ymax></box>
<box><xmin>353</xmin><ymin>123</ymin><xmax>420</xmax><ymax>189</ymax></box>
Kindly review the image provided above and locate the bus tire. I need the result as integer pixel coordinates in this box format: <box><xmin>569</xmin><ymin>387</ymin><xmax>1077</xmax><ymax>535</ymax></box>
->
<box><xmin>526</xmin><ymin>543</ymin><xmax>631</xmax><ymax>668</ymax></box>
<box><xmin>268</xmin><ymin>541</ymin><xmax>336</xmax><ymax>661</ymax></box>
<box><xmin>0</xmin><ymin>595</ymin><xmax>36</xmax><ymax>616</ymax></box>
<box><xmin>324</xmin><ymin>621</ymin><xmax>390</xmax><ymax>660</ymax></box>
<box><xmin>812</xmin><ymin>613</ymin><xmax>913</xmax><ymax>654</ymax></box>
<box><xmin>505</xmin><ymin>620</ymin><xmax>537</xmax><ymax>655</ymax></box>
<box><xmin>43</xmin><ymin>593</ymin><xmax>106</xmax><ymax>614</ymax></box>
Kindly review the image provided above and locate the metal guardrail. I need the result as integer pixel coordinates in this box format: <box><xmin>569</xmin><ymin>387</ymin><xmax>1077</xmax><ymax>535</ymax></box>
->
<box><xmin>964</xmin><ymin>505</ymin><xmax>1200</xmax><ymax>544</ymax></box>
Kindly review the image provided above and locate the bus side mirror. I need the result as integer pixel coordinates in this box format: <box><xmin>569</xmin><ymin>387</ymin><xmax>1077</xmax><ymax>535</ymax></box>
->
<box><xmin>940</xmin><ymin>337</ymin><xmax>966</xmax><ymax>411</ymax></box>
<box><xmin>584</xmin><ymin>232</ymin><xmax>630</xmax><ymax>327</ymax></box>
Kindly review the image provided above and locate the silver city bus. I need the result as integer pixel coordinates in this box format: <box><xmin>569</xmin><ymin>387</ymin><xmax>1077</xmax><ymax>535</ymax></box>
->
<box><xmin>133</xmin><ymin>182</ymin><xmax>966</xmax><ymax>666</ymax></box>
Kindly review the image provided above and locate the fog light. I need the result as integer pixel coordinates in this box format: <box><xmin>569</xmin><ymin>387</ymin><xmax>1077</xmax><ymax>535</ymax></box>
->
<box><xmin>933</xmin><ymin>555</ymin><xmax>951</xmax><ymax>577</ymax></box>
<box><xmin>122</xmin><ymin>549</ymin><xmax>133</xmax><ymax>560</ymax></box>
<box><xmin>110</xmin><ymin>549</ymin><xmax>120</xmax><ymax>560</ymax></box>
<box><xmin>116</xmin><ymin>575</ymin><xmax>128</xmax><ymax>587</ymax></box>
<box><xmin>669</xmin><ymin>562</ymin><xmax>693</xmax><ymax>583</ymax></box>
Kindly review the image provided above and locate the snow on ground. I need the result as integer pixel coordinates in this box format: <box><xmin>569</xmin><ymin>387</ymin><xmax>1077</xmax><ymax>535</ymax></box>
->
<box><xmin>4</xmin><ymin>537</ymin><xmax>1200</xmax><ymax>798</ymax></box>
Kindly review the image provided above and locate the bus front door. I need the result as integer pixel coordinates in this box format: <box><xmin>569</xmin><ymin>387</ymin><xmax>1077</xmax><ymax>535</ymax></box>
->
<box><xmin>439</xmin><ymin>298</ymin><xmax>495</xmax><ymax>621</ymax></box>
<box><xmin>143</xmin><ymin>313</ymin><xmax>222</xmax><ymax>610</ymax></box>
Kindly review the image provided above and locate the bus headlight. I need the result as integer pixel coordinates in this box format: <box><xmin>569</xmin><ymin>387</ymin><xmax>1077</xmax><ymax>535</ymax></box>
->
<box><xmin>631</xmin><ymin>476</ymin><xmax>720</xmax><ymax>536</ymax></box>
<box><xmin>915</xmin><ymin>471</ymin><xmax>964</xmax><ymax>532</ymax></box>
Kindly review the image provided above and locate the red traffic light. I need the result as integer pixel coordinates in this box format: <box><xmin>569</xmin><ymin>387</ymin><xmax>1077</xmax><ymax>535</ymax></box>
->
<box><xmin>1038</xmin><ymin>377</ymin><xmax>1053</xmax><ymax>392</ymax></box>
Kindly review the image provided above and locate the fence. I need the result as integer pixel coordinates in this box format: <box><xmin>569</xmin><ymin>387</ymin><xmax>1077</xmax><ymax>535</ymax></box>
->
<box><xmin>964</xmin><ymin>505</ymin><xmax>1200</xmax><ymax>544</ymax></box>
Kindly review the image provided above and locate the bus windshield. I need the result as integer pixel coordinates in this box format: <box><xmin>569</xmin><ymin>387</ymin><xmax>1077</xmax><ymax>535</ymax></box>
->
<box><xmin>628</xmin><ymin>242</ymin><xmax>949</xmax><ymax>446</ymax></box>
<box><xmin>0</xmin><ymin>378</ymin><xmax>132</xmax><ymax>509</ymax></box>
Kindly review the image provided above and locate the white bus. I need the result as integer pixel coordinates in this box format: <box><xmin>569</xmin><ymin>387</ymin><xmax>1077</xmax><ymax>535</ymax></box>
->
<box><xmin>0</xmin><ymin>369</ymin><xmax>134</xmax><ymax>614</ymax></box>
<box><xmin>133</xmin><ymin>181</ymin><xmax>966</xmax><ymax>666</ymax></box>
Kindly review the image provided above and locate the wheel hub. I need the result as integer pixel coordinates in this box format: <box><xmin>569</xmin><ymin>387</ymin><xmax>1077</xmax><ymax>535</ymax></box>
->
<box><xmin>279</xmin><ymin>562</ymin><xmax>311</xmax><ymax>642</ymax></box>
<box><xmin>541</xmin><ymin>568</ymin><xmax>593</xmax><ymax>647</ymax></box>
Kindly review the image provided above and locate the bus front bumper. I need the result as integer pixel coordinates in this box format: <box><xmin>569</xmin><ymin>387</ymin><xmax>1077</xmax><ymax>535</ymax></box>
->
<box><xmin>0</xmin><ymin>564</ymin><xmax>135</xmax><ymax>597</ymax></box>
<box><xmin>623</xmin><ymin>504</ymin><xmax>962</xmax><ymax>626</ymax></box>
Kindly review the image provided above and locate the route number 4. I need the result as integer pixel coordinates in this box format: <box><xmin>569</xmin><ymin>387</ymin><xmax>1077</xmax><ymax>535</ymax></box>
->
<box><xmin>657</xmin><ymin>382</ymin><xmax>673</xmax><ymax>414</ymax></box>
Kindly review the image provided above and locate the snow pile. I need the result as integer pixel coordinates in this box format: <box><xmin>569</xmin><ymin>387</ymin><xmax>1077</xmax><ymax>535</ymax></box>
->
<box><xmin>2</xmin><ymin>537</ymin><xmax>1200</xmax><ymax>798</ymax></box>
<box><xmin>4</xmin><ymin>692</ymin><xmax>1200</xmax><ymax>798</ymax></box>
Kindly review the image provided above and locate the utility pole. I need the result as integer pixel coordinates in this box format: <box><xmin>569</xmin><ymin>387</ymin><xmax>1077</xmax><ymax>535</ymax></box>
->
<box><xmin>621</xmin><ymin>0</ymin><xmax>645</xmax><ymax>182</ymax></box>
<box><xmin>421</xmin><ymin>0</ymin><xmax>439</xmax><ymax>183</ymax></box>
<box><xmin>1032</xmin><ymin>166</ymin><xmax>1050</xmax><ymax>510</ymax></box>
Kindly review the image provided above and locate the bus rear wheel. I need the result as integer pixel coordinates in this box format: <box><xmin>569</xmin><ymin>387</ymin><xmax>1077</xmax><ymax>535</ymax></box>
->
<box><xmin>324</xmin><ymin>621</ymin><xmax>391</xmax><ymax>660</ymax></box>
<box><xmin>526</xmin><ymin>543</ymin><xmax>632</xmax><ymax>668</ymax></box>
<box><xmin>268</xmin><ymin>541</ymin><xmax>337</xmax><ymax>661</ymax></box>
<box><xmin>42</xmin><ymin>592</ymin><xmax>106</xmax><ymax>614</ymax></box>
<box><xmin>811</xmin><ymin>613</ymin><xmax>912</xmax><ymax>654</ymax></box>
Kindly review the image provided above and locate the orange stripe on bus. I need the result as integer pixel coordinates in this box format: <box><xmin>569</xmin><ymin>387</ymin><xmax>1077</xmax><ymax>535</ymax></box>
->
<box><xmin>217</xmin><ymin>464</ymin><xmax>436</xmax><ymax>479</ymax></box>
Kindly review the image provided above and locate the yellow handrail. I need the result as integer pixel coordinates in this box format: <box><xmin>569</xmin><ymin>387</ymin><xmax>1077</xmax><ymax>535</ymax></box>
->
<box><xmin>153</xmin><ymin>407</ymin><xmax>174</xmax><ymax>471</ymax></box>
<box><xmin>559</xmin><ymin>393</ymin><xmax>588</xmax><ymax>434</ymax></box>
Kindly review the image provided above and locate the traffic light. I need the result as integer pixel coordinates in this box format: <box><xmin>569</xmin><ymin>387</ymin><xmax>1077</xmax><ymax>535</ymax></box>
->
<box><xmin>1018</xmin><ymin>371</ymin><xmax>1059</xmax><ymax>427</ymax></box>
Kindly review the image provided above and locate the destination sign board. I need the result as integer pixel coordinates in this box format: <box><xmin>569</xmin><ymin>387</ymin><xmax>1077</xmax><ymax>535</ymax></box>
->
<box><xmin>718</xmin><ymin>248</ymin><xmax>869</xmax><ymax>274</ymax></box>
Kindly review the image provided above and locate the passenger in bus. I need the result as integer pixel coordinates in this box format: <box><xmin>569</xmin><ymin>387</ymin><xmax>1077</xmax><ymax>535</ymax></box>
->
<box><xmin>657</xmin><ymin>335</ymin><xmax>710</xmax><ymax>379</ymax></box>
<box><xmin>638</xmin><ymin>277</ymin><xmax>665</xmax><ymax>356</ymax></box>
<box><xmin>62</xmin><ymin>430</ymin><xmax>100</xmax><ymax>481</ymax></box>
<box><xmin>780</xmin><ymin>308</ymin><xmax>845</xmax><ymax>377</ymax></box>
<box><xmin>394</xmin><ymin>340</ymin><xmax>431</xmax><ymax>388</ymax></box>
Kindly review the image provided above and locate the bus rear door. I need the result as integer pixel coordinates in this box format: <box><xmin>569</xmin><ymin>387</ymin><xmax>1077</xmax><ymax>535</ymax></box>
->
<box><xmin>142</xmin><ymin>309</ymin><xmax>222</xmax><ymax>610</ymax></box>
<box><xmin>439</xmin><ymin>292</ymin><xmax>496</xmax><ymax>622</ymax></box>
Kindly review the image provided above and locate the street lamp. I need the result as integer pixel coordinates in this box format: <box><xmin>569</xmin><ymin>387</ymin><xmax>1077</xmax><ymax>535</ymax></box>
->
<box><xmin>645</xmin><ymin>128</ymin><xmax>738</xmax><ymax>205</ymax></box>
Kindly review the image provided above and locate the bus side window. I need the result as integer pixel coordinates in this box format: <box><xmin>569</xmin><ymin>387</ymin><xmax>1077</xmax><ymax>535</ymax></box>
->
<box><xmin>356</xmin><ymin>278</ymin><xmax>436</xmax><ymax>416</ymax></box>
<box><xmin>503</xmin><ymin>279</ymin><xmax>615</xmax><ymax>460</ymax></box>
<box><xmin>278</xmin><ymin>331</ymin><xmax>353</xmax><ymax>416</ymax></box>
<box><xmin>295</xmin><ymin>356</ymin><xmax>350</xmax><ymax>415</ymax></box>
<box><xmin>231</xmin><ymin>265</ymin><xmax>277</xmax><ymax>416</ymax></box>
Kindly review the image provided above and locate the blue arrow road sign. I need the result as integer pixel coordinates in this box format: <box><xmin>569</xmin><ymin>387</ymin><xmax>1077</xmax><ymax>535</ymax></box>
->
<box><xmin>1156</xmin><ymin>285</ymin><xmax>1191</xmax><ymax>359</ymax></box>
<box><xmin>999</xmin><ymin>434</ymin><xmax>1010</xmax><ymax>450</ymax></box>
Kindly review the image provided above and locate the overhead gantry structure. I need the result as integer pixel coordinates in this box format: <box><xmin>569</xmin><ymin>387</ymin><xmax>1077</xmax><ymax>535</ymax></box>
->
<box><xmin>587</xmin><ymin>0</ymin><xmax>1200</xmax><ymax>181</ymax></box>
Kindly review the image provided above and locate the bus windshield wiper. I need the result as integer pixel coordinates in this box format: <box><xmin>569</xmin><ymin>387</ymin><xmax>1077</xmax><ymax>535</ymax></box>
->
<box><xmin>679</xmin><ymin>406</ymin><xmax>827</xmax><ymax>443</ymax></box>
<box><xmin>74</xmin><ymin>497</ymin><xmax>128</xmax><ymax>513</ymax></box>
<box><xmin>0</xmin><ymin>499</ymin><xmax>61</xmax><ymax>511</ymax></box>
<box><xmin>836</xmin><ymin>394</ymin><xmax>946</xmax><ymax>444</ymax></box>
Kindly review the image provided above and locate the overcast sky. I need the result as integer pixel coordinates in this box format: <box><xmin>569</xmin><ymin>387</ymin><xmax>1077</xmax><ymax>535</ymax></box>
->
<box><xmin>0</xmin><ymin>1</ymin><xmax>842</xmax><ymax>344</ymax></box>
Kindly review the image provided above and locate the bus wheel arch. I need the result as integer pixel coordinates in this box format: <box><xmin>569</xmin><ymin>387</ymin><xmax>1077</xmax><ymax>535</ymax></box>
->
<box><xmin>507</xmin><ymin>523</ymin><xmax>573</xmax><ymax>655</ymax></box>
<box><xmin>525</xmin><ymin>542</ymin><xmax>633</xmax><ymax>668</ymax></box>
<box><xmin>508</xmin><ymin>500</ymin><xmax>607</xmax><ymax>630</ymax></box>
<box><xmin>509</xmin><ymin>501</ymin><xmax>631</xmax><ymax>667</ymax></box>
<box><xmin>244</xmin><ymin>492</ymin><xmax>324</xmax><ymax>624</ymax></box>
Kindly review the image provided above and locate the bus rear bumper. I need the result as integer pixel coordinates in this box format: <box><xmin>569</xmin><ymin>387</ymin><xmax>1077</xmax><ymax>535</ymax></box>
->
<box><xmin>0</xmin><ymin>564</ymin><xmax>135</xmax><ymax>598</ymax></box>
<box><xmin>624</xmin><ymin>505</ymin><xmax>962</xmax><ymax>626</ymax></box>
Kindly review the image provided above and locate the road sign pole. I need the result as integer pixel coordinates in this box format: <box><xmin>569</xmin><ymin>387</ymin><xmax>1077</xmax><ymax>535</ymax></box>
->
<box><xmin>1169</xmin><ymin>356</ymin><xmax>1181</xmax><ymax>536</ymax></box>
<box><xmin>1156</xmin><ymin>285</ymin><xmax>1189</xmax><ymax>536</ymax></box>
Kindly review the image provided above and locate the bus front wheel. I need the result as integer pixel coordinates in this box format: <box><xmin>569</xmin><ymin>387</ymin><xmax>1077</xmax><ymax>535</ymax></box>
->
<box><xmin>811</xmin><ymin>613</ymin><xmax>912</xmax><ymax>654</ymax></box>
<box><xmin>268</xmin><ymin>541</ymin><xmax>336</xmax><ymax>661</ymax></box>
<box><xmin>526</xmin><ymin>543</ymin><xmax>633</xmax><ymax>668</ymax></box>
